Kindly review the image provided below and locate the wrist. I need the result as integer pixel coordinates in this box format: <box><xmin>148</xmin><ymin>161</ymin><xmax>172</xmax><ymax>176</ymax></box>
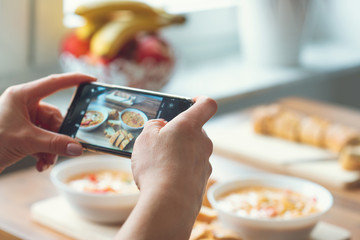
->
<box><xmin>139</xmin><ymin>180</ymin><xmax>202</xmax><ymax>218</ymax></box>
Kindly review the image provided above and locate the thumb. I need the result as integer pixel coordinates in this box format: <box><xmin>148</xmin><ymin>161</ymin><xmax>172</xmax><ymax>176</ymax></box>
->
<box><xmin>31</xmin><ymin>128</ymin><xmax>83</xmax><ymax>157</ymax></box>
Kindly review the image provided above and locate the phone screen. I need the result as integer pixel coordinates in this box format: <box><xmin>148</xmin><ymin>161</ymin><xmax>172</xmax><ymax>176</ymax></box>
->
<box><xmin>59</xmin><ymin>82</ymin><xmax>193</xmax><ymax>157</ymax></box>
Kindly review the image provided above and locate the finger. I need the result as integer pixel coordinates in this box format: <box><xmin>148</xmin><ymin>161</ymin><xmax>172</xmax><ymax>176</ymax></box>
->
<box><xmin>170</xmin><ymin>96</ymin><xmax>217</xmax><ymax>128</ymax></box>
<box><xmin>35</xmin><ymin>102</ymin><xmax>64</xmax><ymax>132</ymax></box>
<box><xmin>24</xmin><ymin>73</ymin><xmax>96</xmax><ymax>101</ymax></box>
<box><xmin>29</xmin><ymin>128</ymin><xmax>83</xmax><ymax>157</ymax></box>
<box><xmin>142</xmin><ymin>119</ymin><xmax>168</xmax><ymax>134</ymax></box>
<box><xmin>34</xmin><ymin>153</ymin><xmax>58</xmax><ymax>172</ymax></box>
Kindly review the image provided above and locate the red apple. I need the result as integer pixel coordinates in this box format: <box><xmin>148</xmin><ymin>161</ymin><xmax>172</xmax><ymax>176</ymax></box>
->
<box><xmin>61</xmin><ymin>32</ymin><xmax>90</xmax><ymax>58</ymax></box>
<box><xmin>134</xmin><ymin>34</ymin><xmax>172</xmax><ymax>63</ymax></box>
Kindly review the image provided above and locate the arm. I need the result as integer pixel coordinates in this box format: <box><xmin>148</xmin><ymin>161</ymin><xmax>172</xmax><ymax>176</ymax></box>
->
<box><xmin>0</xmin><ymin>73</ymin><xmax>96</xmax><ymax>172</ymax></box>
<box><xmin>115</xmin><ymin>96</ymin><xmax>217</xmax><ymax>240</ymax></box>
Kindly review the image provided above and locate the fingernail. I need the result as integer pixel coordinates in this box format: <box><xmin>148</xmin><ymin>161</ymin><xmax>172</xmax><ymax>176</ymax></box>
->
<box><xmin>66</xmin><ymin>143</ymin><xmax>82</xmax><ymax>156</ymax></box>
<box><xmin>41</xmin><ymin>163</ymin><xmax>51</xmax><ymax>171</ymax></box>
<box><xmin>36</xmin><ymin>161</ymin><xmax>44</xmax><ymax>172</ymax></box>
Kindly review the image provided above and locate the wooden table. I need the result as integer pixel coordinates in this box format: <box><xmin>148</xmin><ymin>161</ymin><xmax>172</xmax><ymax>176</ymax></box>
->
<box><xmin>0</xmin><ymin>153</ymin><xmax>359</xmax><ymax>240</ymax></box>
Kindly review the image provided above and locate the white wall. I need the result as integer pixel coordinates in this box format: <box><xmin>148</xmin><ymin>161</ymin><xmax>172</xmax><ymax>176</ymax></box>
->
<box><xmin>0</xmin><ymin>0</ymin><xmax>67</xmax><ymax>91</ymax></box>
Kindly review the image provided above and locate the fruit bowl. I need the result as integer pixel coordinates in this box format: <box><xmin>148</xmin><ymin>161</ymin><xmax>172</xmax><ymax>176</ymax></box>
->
<box><xmin>59</xmin><ymin>46</ymin><xmax>174</xmax><ymax>91</ymax></box>
<box><xmin>60</xmin><ymin>1</ymin><xmax>185</xmax><ymax>91</ymax></box>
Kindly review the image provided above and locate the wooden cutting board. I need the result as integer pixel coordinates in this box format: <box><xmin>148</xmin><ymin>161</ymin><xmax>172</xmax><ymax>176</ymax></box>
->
<box><xmin>205</xmin><ymin>97</ymin><xmax>360</xmax><ymax>189</ymax></box>
<box><xmin>31</xmin><ymin>196</ymin><xmax>351</xmax><ymax>240</ymax></box>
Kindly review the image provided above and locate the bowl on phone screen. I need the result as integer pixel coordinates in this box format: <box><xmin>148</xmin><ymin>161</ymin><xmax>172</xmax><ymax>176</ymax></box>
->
<box><xmin>79</xmin><ymin>106</ymin><xmax>109</xmax><ymax>132</ymax></box>
<box><xmin>119</xmin><ymin>108</ymin><xmax>148</xmax><ymax>131</ymax></box>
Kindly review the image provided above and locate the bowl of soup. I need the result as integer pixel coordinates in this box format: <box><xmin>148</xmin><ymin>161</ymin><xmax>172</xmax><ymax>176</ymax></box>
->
<box><xmin>119</xmin><ymin>108</ymin><xmax>148</xmax><ymax>131</ymax></box>
<box><xmin>207</xmin><ymin>174</ymin><xmax>333</xmax><ymax>240</ymax></box>
<box><xmin>79</xmin><ymin>106</ymin><xmax>109</xmax><ymax>132</ymax></box>
<box><xmin>50</xmin><ymin>154</ymin><xmax>139</xmax><ymax>223</ymax></box>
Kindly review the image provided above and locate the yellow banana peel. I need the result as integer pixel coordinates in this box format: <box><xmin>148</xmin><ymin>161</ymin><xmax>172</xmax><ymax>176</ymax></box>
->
<box><xmin>75</xmin><ymin>1</ymin><xmax>158</xmax><ymax>20</ymax></box>
<box><xmin>75</xmin><ymin>1</ymin><xmax>186</xmax><ymax>58</ymax></box>
<box><xmin>90</xmin><ymin>17</ymin><xmax>158</xmax><ymax>58</ymax></box>
<box><xmin>76</xmin><ymin>19</ymin><xmax>108</xmax><ymax>40</ymax></box>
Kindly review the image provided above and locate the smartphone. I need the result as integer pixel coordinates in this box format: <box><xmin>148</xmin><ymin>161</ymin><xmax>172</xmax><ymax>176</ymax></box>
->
<box><xmin>59</xmin><ymin>82</ymin><xmax>194</xmax><ymax>158</ymax></box>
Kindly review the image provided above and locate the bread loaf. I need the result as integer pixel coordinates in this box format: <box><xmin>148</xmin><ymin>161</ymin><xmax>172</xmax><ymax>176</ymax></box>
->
<box><xmin>324</xmin><ymin>124</ymin><xmax>360</xmax><ymax>153</ymax></box>
<box><xmin>252</xmin><ymin>104</ymin><xmax>360</xmax><ymax>169</ymax></box>
<box><xmin>340</xmin><ymin>146</ymin><xmax>360</xmax><ymax>170</ymax></box>
<box><xmin>252</xmin><ymin>104</ymin><xmax>283</xmax><ymax>135</ymax></box>
<box><xmin>299</xmin><ymin>116</ymin><xmax>329</xmax><ymax>147</ymax></box>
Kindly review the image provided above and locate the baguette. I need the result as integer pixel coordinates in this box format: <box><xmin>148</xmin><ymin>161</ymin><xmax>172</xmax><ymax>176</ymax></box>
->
<box><xmin>119</xmin><ymin>138</ymin><xmax>130</xmax><ymax>150</ymax></box>
<box><xmin>114</xmin><ymin>132</ymin><xmax>125</xmax><ymax>148</ymax></box>
<box><xmin>109</xmin><ymin>131</ymin><xmax>120</xmax><ymax>145</ymax></box>
<box><xmin>299</xmin><ymin>116</ymin><xmax>329</xmax><ymax>147</ymax></box>
<box><xmin>272</xmin><ymin>110</ymin><xmax>302</xmax><ymax>141</ymax></box>
<box><xmin>340</xmin><ymin>146</ymin><xmax>360</xmax><ymax>170</ymax></box>
<box><xmin>252</xmin><ymin>104</ymin><xmax>283</xmax><ymax>135</ymax></box>
<box><xmin>252</xmin><ymin>104</ymin><xmax>360</xmax><ymax>170</ymax></box>
<box><xmin>324</xmin><ymin>124</ymin><xmax>360</xmax><ymax>153</ymax></box>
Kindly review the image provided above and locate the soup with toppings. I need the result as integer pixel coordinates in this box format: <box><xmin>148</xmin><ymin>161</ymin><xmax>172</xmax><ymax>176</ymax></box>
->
<box><xmin>67</xmin><ymin>170</ymin><xmax>139</xmax><ymax>194</ymax></box>
<box><xmin>121</xmin><ymin>111</ymin><xmax>144</xmax><ymax>128</ymax></box>
<box><xmin>217</xmin><ymin>186</ymin><xmax>319</xmax><ymax>220</ymax></box>
<box><xmin>81</xmin><ymin>110</ymin><xmax>104</xmax><ymax>127</ymax></box>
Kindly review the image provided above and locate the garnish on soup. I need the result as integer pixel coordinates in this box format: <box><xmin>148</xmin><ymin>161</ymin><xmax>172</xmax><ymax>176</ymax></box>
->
<box><xmin>121</xmin><ymin>111</ymin><xmax>144</xmax><ymax>128</ymax></box>
<box><xmin>81</xmin><ymin>110</ymin><xmax>104</xmax><ymax>127</ymax></box>
<box><xmin>67</xmin><ymin>170</ymin><xmax>139</xmax><ymax>194</ymax></box>
<box><xmin>217</xmin><ymin>186</ymin><xmax>319</xmax><ymax>219</ymax></box>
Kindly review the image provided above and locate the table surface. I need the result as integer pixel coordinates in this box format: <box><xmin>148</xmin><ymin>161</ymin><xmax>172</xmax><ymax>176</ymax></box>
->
<box><xmin>0</xmin><ymin>153</ymin><xmax>359</xmax><ymax>240</ymax></box>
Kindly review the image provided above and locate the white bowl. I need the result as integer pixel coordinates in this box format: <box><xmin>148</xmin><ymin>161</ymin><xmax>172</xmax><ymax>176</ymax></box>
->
<box><xmin>79</xmin><ymin>106</ymin><xmax>109</xmax><ymax>132</ymax></box>
<box><xmin>50</xmin><ymin>155</ymin><xmax>139</xmax><ymax>223</ymax></box>
<box><xmin>119</xmin><ymin>108</ymin><xmax>148</xmax><ymax>131</ymax></box>
<box><xmin>207</xmin><ymin>174</ymin><xmax>333</xmax><ymax>240</ymax></box>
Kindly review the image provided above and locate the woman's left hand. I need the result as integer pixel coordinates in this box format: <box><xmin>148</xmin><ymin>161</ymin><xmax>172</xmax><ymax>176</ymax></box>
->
<box><xmin>0</xmin><ymin>73</ymin><xmax>96</xmax><ymax>172</ymax></box>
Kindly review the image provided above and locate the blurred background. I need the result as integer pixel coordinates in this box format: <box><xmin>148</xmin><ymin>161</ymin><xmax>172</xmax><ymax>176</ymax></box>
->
<box><xmin>1</xmin><ymin>0</ymin><xmax>360</xmax><ymax>112</ymax></box>
<box><xmin>1</xmin><ymin>0</ymin><xmax>360</xmax><ymax>173</ymax></box>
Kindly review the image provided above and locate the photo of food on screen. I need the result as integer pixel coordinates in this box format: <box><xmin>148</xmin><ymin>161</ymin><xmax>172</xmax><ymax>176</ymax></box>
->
<box><xmin>75</xmin><ymin>87</ymin><xmax>163</xmax><ymax>153</ymax></box>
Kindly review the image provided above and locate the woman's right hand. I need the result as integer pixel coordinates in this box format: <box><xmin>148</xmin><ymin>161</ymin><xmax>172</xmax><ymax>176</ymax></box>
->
<box><xmin>116</xmin><ymin>96</ymin><xmax>217</xmax><ymax>240</ymax></box>
<box><xmin>132</xmin><ymin>96</ymin><xmax>217</xmax><ymax>207</ymax></box>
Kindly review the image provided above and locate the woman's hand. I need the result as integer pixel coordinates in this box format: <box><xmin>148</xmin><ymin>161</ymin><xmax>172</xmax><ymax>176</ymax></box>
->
<box><xmin>116</xmin><ymin>96</ymin><xmax>217</xmax><ymax>240</ymax></box>
<box><xmin>0</xmin><ymin>73</ymin><xmax>96</xmax><ymax>172</ymax></box>
<box><xmin>132</xmin><ymin>96</ymin><xmax>217</xmax><ymax>205</ymax></box>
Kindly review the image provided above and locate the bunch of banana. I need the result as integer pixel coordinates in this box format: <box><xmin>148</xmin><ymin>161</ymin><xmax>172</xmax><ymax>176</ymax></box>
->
<box><xmin>74</xmin><ymin>1</ymin><xmax>186</xmax><ymax>59</ymax></box>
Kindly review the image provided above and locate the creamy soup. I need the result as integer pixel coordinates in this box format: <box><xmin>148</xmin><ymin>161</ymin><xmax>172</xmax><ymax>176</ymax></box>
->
<box><xmin>81</xmin><ymin>110</ymin><xmax>104</xmax><ymax>127</ymax></box>
<box><xmin>217</xmin><ymin>186</ymin><xmax>319</xmax><ymax>220</ymax></box>
<box><xmin>121</xmin><ymin>111</ymin><xmax>144</xmax><ymax>128</ymax></box>
<box><xmin>67</xmin><ymin>170</ymin><xmax>139</xmax><ymax>194</ymax></box>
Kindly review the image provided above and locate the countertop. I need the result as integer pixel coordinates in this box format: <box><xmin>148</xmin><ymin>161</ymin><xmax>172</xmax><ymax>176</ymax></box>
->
<box><xmin>0</xmin><ymin>153</ymin><xmax>360</xmax><ymax>239</ymax></box>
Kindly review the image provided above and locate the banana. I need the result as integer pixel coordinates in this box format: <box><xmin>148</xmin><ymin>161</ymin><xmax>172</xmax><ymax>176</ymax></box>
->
<box><xmin>76</xmin><ymin>1</ymin><xmax>186</xmax><ymax>58</ymax></box>
<box><xmin>76</xmin><ymin>18</ymin><xmax>108</xmax><ymax>40</ymax></box>
<box><xmin>75</xmin><ymin>1</ymin><xmax>159</xmax><ymax>20</ymax></box>
<box><xmin>154</xmin><ymin>8</ymin><xmax>186</xmax><ymax>25</ymax></box>
<box><xmin>90</xmin><ymin>17</ymin><xmax>160</xmax><ymax>58</ymax></box>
